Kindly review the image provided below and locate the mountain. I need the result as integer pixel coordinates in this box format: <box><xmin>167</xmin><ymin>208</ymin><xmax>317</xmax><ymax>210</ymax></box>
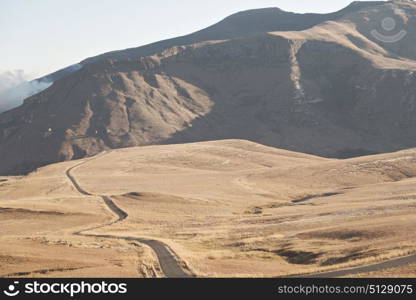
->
<box><xmin>20</xmin><ymin>1</ymin><xmax>387</xmax><ymax>85</ymax></box>
<box><xmin>2</xmin><ymin>0</ymin><xmax>416</xmax><ymax>175</ymax></box>
<box><xmin>80</xmin><ymin>1</ymin><xmax>387</xmax><ymax>64</ymax></box>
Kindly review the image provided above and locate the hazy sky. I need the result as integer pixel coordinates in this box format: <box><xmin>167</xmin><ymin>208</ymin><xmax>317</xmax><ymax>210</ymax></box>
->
<box><xmin>1</xmin><ymin>0</ymin><xmax>371</xmax><ymax>78</ymax></box>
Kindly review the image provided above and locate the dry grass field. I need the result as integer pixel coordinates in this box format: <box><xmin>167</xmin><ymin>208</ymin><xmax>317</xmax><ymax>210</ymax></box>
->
<box><xmin>1</xmin><ymin>140</ymin><xmax>416</xmax><ymax>277</ymax></box>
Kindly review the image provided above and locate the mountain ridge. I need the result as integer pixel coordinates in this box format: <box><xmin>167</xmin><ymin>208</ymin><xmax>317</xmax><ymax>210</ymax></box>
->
<box><xmin>33</xmin><ymin>1</ymin><xmax>388</xmax><ymax>83</ymax></box>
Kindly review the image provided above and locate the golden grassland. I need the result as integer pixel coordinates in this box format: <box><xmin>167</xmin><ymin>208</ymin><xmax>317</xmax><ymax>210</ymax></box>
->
<box><xmin>1</xmin><ymin>140</ymin><xmax>416</xmax><ymax>277</ymax></box>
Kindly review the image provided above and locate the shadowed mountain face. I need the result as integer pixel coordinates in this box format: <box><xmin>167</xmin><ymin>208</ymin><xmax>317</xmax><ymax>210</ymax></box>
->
<box><xmin>2</xmin><ymin>1</ymin><xmax>416</xmax><ymax>175</ymax></box>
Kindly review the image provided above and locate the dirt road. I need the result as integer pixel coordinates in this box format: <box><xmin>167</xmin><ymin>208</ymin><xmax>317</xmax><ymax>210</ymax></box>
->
<box><xmin>66</xmin><ymin>154</ymin><xmax>192</xmax><ymax>278</ymax></box>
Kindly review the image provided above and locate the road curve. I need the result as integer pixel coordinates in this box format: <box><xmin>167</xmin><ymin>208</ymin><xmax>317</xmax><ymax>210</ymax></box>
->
<box><xmin>66</xmin><ymin>153</ymin><xmax>192</xmax><ymax>278</ymax></box>
<box><xmin>298</xmin><ymin>253</ymin><xmax>416</xmax><ymax>278</ymax></box>
<box><xmin>67</xmin><ymin>154</ymin><xmax>416</xmax><ymax>278</ymax></box>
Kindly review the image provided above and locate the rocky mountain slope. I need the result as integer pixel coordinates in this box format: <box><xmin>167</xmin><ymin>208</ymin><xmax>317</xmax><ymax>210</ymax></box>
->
<box><xmin>1</xmin><ymin>0</ymin><xmax>416</xmax><ymax>175</ymax></box>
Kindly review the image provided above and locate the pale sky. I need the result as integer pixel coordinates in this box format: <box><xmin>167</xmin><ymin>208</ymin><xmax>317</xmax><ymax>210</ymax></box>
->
<box><xmin>0</xmin><ymin>0</ymin><xmax>373</xmax><ymax>78</ymax></box>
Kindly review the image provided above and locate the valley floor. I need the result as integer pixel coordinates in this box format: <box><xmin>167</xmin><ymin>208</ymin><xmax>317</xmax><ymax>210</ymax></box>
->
<box><xmin>1</xmin><ymin>140</ymin><xmax>416</xmax><ymax>277</ymax></box>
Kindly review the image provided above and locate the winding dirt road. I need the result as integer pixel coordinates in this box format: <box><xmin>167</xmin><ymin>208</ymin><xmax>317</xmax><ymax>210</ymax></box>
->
<box><xmin>65</xmin><ymin>153</ymin><xmax>416</xmax><ymax>278</ymax></box>
<box><xmin>66</xmin><ymin>153</ymin><xmax>192</xmax><ymax>278</ymax></box>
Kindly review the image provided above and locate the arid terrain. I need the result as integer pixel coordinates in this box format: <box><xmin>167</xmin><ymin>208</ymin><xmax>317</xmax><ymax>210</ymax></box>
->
<box><xmin>1</xmin><ymin>1</ymin><xmax>416</xmax><ymax>279</ymax></box>
<box><xmin>1</xmin><ymin>139</ymin><xmax>416</xmax><ymax>278</ymax></box>
<box><xmin>3</xmin><ymin>1</ymin><xmax>416</xmax><ymax>175</ymax></box>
